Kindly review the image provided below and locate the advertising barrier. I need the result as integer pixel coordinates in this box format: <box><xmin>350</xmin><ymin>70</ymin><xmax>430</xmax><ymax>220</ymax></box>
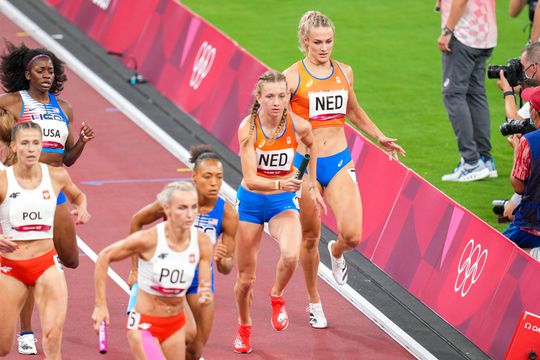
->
<box><xmin>43</xmin><ymin>0</ymin><xmax>540</xmax><ymax>358</ymax></box>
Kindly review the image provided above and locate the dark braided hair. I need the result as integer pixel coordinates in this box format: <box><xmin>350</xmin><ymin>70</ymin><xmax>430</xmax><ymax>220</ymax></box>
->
<box><xmin>189</xmin><ymin>144</ymin><xmax>221</xmax><ymax>170</ymax></box>
<box><xmin>1</xmin><ymin>42</ymin><xmax>67</xmax><ymax>94</ymax></box>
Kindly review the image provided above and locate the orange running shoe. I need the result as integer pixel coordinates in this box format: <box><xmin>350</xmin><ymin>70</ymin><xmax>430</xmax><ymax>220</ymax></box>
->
<box><xmin>233</xmin><ymin>324</ymin><xmax>252</xmax><ymax>353</ymax></box>
<box><xmin>270</xmin><ymin>294</ymin><xmax>289</xmax><ymax>331</ymax></box>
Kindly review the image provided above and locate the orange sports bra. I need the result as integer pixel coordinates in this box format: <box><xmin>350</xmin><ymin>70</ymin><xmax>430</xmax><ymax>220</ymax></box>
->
<box><xmin>290</xmin><ymin>59</ymin><xmax>350</xmax><ymax>129</ymax></box>
<box><xmin>254</xmin><ymin>113</ymin><xmax>298</xmax><ymax>178</ymax></box>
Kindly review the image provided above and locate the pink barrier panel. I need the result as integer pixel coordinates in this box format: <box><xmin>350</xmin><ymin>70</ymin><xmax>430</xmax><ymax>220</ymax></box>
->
<box><xmin>43</xmin><ymin>1</ymin><xmax>540</xmax><ymax>358</ymax></box>
<box><xmin>44</xmin><ymin>0</ymin><xmax>266</xmax><ymax>152</ymax></box>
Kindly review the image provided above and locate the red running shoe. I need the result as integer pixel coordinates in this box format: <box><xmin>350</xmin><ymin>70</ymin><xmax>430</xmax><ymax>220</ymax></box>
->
<box><xmin>233</xmin><ymin>324</ymin><xmax>252</xmax><ymax>353</ymax></box>
<box><xmin>270</xmin><ymin>294</ymin><xmax>289</xmax><ymax>331</ymax></box>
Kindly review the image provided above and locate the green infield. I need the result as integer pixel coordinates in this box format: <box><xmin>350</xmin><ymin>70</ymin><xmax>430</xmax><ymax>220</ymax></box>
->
<box><xmin>182</xmin><ymin>0</ymin><xmax>532</xmax><ymax>231</ymax></box>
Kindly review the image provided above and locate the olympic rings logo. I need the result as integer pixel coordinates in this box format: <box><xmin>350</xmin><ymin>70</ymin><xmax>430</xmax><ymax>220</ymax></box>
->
<box><xmin>189</xmin><ymin>41</ymin><xmax>216</xmax><ymax>90</ymax></box>
<box><xmin>454</xmin><ymin>239</ymin><xmax>488</xmax><ymax>297</ymax></box>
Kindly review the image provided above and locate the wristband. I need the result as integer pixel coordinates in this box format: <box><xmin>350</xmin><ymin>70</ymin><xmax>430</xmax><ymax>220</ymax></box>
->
<box><xmin>503</xmin><ymin>91</ymin><xmax>514</xmax><ymax>98</ymax></box>
<box><xmin>442</xmin><ymin>26</ymin><xmax>454</xmax><ymax>36</ymax></box>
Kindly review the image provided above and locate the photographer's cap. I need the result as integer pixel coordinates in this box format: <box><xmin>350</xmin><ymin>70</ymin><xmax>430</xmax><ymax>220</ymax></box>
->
<box><xmin>522</xmin><ymin>87</ymin><xmax>540</xmax><ymax>112</ymax></box>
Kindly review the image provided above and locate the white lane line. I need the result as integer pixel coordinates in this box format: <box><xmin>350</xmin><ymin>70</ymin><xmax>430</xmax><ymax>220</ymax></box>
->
<box><xmin>0</xmin><ymin>2</ymin><xmax>434</xmax><ymax>359</ymax></box>
<box><xmin>77</xmin><ymin>236</ymin><xmax>130</xmax><ymax>294</ymax></box>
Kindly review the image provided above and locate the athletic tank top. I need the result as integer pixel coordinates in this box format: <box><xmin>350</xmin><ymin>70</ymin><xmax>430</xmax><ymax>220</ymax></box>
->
<box><xmin>255</xmin><ymin>113</ymin><xmax>298</xmax><ymax>178</ymax></box>
<box><xmin>0</xmin><ymin>164</ymin><xmax>56</xmax><ymax>240</ymax></box>
<box><xmin>193</xmin><ymin>197</ymin><xmax>225</xmax><ymax>245</ymax></box>
<box><xmin>290</xmin><ymin>59</ymin><xmax>350</xmax><ymax>128</ymax></box>
<box><xmin>19</xmin><ymin>90</ymin><xmax>69</xmax><ymax>154</ymax></box>
<box><xmin>138</xmin><ymin>222</ymin><xmax>200</xmax><ymax>297</ymax></box>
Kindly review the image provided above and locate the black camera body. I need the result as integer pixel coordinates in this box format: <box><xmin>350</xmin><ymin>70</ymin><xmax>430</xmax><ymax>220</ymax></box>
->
<box><xmin>487</xmin><ymin>58</ymin><xmax>524</xmax><ymax>87</ymax></box>
<box><xmin>500</xmin><ymin>118</ymin><xmax>537</xmax><ymax>136</ymax></box>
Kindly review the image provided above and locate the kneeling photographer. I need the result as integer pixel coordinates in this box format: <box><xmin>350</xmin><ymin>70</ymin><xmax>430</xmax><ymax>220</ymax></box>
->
<box><xmin>502</xmin><ymin>86</ymin><xmax>540</xmax><ymax>254</ymax></box>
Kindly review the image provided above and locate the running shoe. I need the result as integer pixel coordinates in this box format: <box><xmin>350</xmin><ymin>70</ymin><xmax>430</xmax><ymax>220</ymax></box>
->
<box><xmin>233</xmin><ymin>325</ymin><xmax>252</xmax><ymax>353</ymax></box>
<box><xmin>441</xmin><ymin>158</ymin><xmax>464</xmax><ymax>181</ymax></box>
<box><xmin>443</xmin><ymin>160</ymin><xmax>489</xmax><ymax>182</ymax></box>
<box><xmin>307</xmin><ymin>302</ymin><xmax>327</xmax><ymax>329</ymax></box>
<box><xmin>328</xmin><ymin>240</ymin><xmax>348</xmax><ymax>285</ymax></box>
<box><xmin>18</xmin><ymin>332</ymin><xmax>37</xmax><ymax>355</ymax></box>
<box><xmin>270</xmin><ymin>294</ymin><xmax>289</xmax><ymax>331</ymax></box>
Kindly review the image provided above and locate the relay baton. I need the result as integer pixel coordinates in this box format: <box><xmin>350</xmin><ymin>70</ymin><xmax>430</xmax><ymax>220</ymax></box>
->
<box><xmin>295</xmin><ymin>154</ymin><xmax>311</xmax><ymax>180</ymax></box>
<box><xmin>98</xmin><ymin>321</ymin><xmax>108</xmax><ymax>354</ymax></box>
<box><xmin>126</xmin><ymin>283</ymin><xmax>138</xmax><ymax>314</ymax></box>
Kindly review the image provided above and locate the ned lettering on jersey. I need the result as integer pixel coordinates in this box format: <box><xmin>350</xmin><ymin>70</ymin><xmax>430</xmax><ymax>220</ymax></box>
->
<box><xmin>256</xmin><ymin>148</ymin><xmax>294</xmax><ymax>176</ymax></box>
<box><xmin>308</xmin><ymin>89</ymin><xmax>348</xmax><ymax>121</ymax></box>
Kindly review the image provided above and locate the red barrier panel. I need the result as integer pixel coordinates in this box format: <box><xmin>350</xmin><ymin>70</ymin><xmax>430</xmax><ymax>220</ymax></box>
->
<box><xmin>504</xmin><ymin>311</ymin><xmax>540</xmax><ymax>360</ymax></box>
<box><xmin>42</xmin><ymin>1</ymin><xmax>540</xmax><ymax>358</ymax></box>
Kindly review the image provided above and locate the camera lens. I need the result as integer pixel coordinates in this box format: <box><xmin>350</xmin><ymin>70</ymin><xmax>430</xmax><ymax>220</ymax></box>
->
<box><xmin>492</xmin><ymin>199</ymin><xmax>508</xmax><ymax>216</ymax></box>
<box><xmin>487</xmin><ymin>65</ymin><xmax>503</xmax><ymax>79</ymax></box>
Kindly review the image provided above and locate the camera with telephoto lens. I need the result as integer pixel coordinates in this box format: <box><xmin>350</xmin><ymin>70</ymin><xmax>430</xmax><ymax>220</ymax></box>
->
<box><xmin>492</xmin><ymin>199</ymin><xmax>511</xmax><ymax>223</ymax></box>
<box><xmin>487</xmin><ymin>58</ymin><xmax>524</xmax><ymax>87</ymax></box>
<box><xmin>499</xmin><ymin>118</ymin><xmax>537</xmax><ymax>136</ymax></box>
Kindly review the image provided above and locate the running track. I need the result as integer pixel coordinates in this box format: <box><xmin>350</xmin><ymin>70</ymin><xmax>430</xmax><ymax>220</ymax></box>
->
<box><xmin>1</xmin><ymin>11</ymin><xmax>415</xmax><ymax>360</ymax></box>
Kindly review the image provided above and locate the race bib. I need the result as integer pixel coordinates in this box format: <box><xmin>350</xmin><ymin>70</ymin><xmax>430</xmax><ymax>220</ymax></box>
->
<box><xmin>256</xmin><ymin>148</ymin><xmax>295</xmax><ymax>176</ymax></box>
<box><xmin>127</xmin><ymin>311</ymin><xmax>141</xmax><ymax>330</ymax></box>
<box><xmin>308</xmin><ymin>89</ymin><xmax>348</xmax><ymax>120</ymax></box>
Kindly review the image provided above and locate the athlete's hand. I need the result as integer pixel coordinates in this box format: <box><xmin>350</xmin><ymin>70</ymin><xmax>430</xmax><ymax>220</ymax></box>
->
<box><xmin>214</xmin><ymin>241</ymin><xmax>233</xmax><ymax>274</ymax></box>
<box><xmin>377</xmin><ymin>135</ymin><xmax>406</xmax><ymax>160</ymax></box>
<box><xmin>280</xmin><ymin>177</ymin><xmax>302</xmax><ymax>192</ymax></box>
<box><xmin>79</xmin><ymin>122</ymin><xmax>95</xmax><ymax>143</ymax></box>
<box><xmin>71</xmin><ymin>206</ymin><xmax>91</xmax><ymax>224</ymax></box>
<box><xmin>309</xmin><ymin>185</ymin><xmax>327</xmax><ymax>216</ymax></box>
<box><xmin>127</xmin><ymin>269</ymin><xmax>138</xmax><ymax>288</ymax></box>
<box><xmin>0</xmin><ymin>235</ymin><xmax>18</xmax><ymax>253</ymax></box>
<box><xmin>198</xmin><ymin>280</ymin><xmax>213</xmax><ymax>305</ymax></box>
<box><xmin>92</xmin><ymin>304</ymin><xmax>110</xmax><ymax>332</ymax></box>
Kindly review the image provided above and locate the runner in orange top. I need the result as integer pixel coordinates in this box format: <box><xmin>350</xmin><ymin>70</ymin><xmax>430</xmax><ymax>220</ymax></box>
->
<box><xmin>284</xmin><ymin>10</ymin><xmax>406</xmax><ymax>329</ymax></box>
<box><xmin>232</xmin><ymin>70</ymin><xmax>325</xmax><ymax>353</ymax></box>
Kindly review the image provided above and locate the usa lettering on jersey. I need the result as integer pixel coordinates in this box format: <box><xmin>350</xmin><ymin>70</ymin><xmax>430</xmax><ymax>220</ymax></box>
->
<box><xmin>308</xmin><ymin>89</ymin><xmax>348</xmax><ymax>120</ymax></box>
<box><xmin>256</xmin><ymin>148</ymin><xmax>294</xmax><ymax>176</ymax></box>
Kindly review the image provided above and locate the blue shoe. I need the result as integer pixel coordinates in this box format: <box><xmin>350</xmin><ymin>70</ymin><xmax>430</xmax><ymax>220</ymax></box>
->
<box><xmin>482</xmin><ymin>156</ymin><xmax>498</xmax><ymax>178</ymax></box>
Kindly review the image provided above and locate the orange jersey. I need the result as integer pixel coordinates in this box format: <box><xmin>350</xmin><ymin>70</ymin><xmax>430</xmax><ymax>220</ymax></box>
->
<box><xmin>290</xmin><ymin>59</ymin><xmax>350</xmax><ymax>129</ymax></box>
<box><xmin>254</xmin><ymin>113</ymin><xmax>298</xmax><ymax>178</ymax></box>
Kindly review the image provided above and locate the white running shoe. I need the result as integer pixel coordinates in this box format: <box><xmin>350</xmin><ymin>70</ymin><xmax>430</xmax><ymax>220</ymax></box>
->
<box><xmin>443</xmin><ymin>160</ymin><xmax>489</xmax><ymax>182</ymax></box>
<box><xmin>307</xmin><ymin>302</ymin><xmax>328</xmax><ymax>329</ymax></box>
<box><xmin>482</xmin><ymin>156</ymin><xmax>498</xmax><ymax>178</ymax></box>
<box><xmin>328</xmin><ymin>240</ymin><xmax>348</xmax><ymax>285</ymax></box>
<box><xmin>442</xmin><ymin>158</ymin><xmax>464</xmax><ymax>181</ymax></box>
<box><xmin>18</xmin><ymin>333</ymin><xmax>37</xmax><ymax>355</ymax></box>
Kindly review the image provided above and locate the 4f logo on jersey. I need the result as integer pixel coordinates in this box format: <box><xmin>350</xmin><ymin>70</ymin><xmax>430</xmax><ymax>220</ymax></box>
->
<box><xmin>43</xmin><ymin>190</ymin><xmax>50</xmax><ymax>200</ymax></box>
<box><xmin>9</xmin><ymin>192</ymin><xmax>20</xmax><ymax>199</ymax></box>
<box><xmin>157</xmin><ymin>253</ymin><xmax>168</xmax><ymax>260</ymax></box>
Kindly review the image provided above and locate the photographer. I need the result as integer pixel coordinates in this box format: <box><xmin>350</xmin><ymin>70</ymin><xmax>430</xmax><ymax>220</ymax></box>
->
<box><xmin>509</xmin><ymin>0</ymin><xmax>538</xmax><ymax>41</ymax></box>
<box><xmin>496</xmin><ymin>42</ymin><xmax>540</xmax><ymax>121</ymax></box>
<box><xmin>502</xmin><ymin>86</ymin><xmax>540</xmax><ymax>254</ymax></box>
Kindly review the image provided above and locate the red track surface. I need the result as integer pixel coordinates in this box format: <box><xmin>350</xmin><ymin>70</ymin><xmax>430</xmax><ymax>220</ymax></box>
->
<box><xmin>1</xmin><ymin>12</ymin><xmax>414</xmax><ymax>360</ymax></box>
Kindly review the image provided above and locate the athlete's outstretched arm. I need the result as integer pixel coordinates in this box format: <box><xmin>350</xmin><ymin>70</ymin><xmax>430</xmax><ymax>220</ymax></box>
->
<box><xmin>343</xmin><ymin>63</ymin><xmax>406</xmax><ymax>159</ymax></box>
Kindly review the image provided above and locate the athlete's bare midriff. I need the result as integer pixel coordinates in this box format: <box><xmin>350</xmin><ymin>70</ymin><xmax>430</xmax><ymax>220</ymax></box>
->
<box><xmin>297</xmin><ymin>125</ymin><xmax>347</xmax><ymax>157</ymax></box>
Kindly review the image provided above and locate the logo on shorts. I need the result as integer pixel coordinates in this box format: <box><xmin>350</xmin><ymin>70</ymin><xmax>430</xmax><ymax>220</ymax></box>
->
<box><xmin>43</xmin><ymin>190</ymin><xmax>50</xmax><ymax>200</ymax></box>
<box><xmin>189</xmin><ymin>254</ymin><xmax>196</xmax><ymax>264</ymax></box>
<box><xmin>0</xmin><ymin>266</ymin><xmax>12</xmax><ymax>273</ymax></box>
<box><xmin>138</xmin><ymin>323</ymin><xmax>151</xmax><ymax>330</ymax></box>
<box><xmin>454</xmin><ymin>239</ymin><xmax>488</xmax><ymax>297</ymax></box>
<box><xmin>337</xmin><ymin>159</ymin><xmax>343</xmax><ymax>168</ymax></box>
<box><xmin>189</xmin><ymin>41</ymin><xmax>216</xmax><ymax>90</ymax></box>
